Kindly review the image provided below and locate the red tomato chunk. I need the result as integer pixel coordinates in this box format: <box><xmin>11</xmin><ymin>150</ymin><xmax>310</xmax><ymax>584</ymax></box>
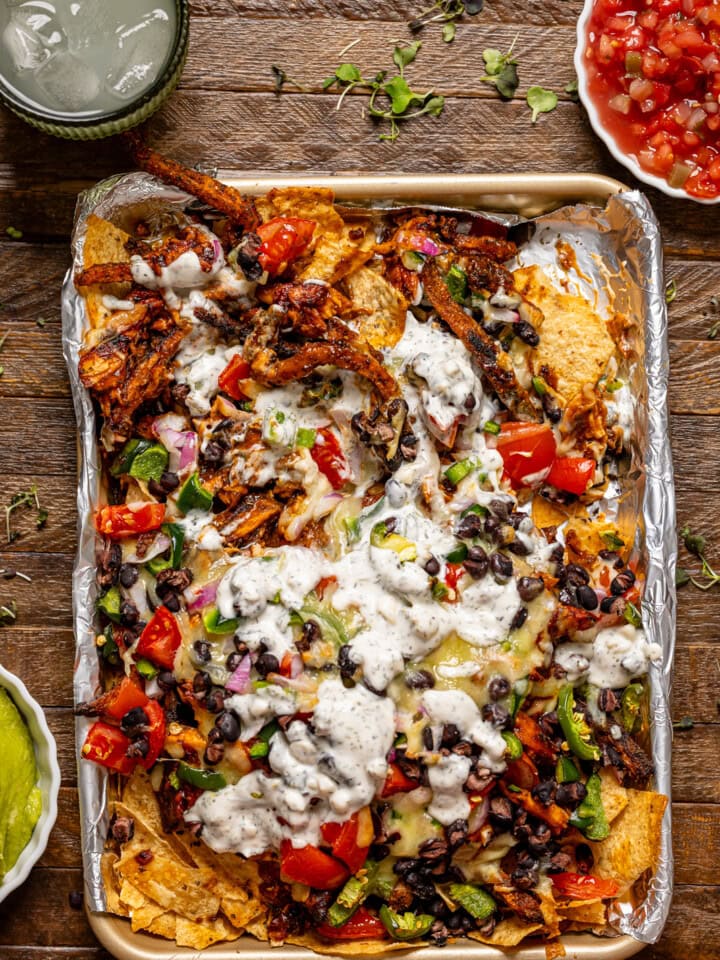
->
<box><xmin>585</xmin><ymin>0</ymin><xmax>720</xmax><ymax>198</ymax></box>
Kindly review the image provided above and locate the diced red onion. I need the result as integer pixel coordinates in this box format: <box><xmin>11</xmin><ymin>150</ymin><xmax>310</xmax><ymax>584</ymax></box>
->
<box><xmin>468</xmin><ymin>796</ymin><xmax>490</xmax><ymax>833</ymax></box>
<box><xmin>153</xmin><ymin>414</ymin><xmax>197</xmax><ymax>474</ymax></box>
<box><xmin>290</xmin><ymin>654</ymin><xmax>303</xmax><ymax>679</ymax></box>
<box><xmin>225</xmin><ymin>655</ymin><xmax>252</xmax><ymax>694</ymax></box>
<box><xmin>408</xmin><ymin>234</ymin><xmax>440</xmax><ymax>256</ymax></box>
<box><xmin>689</xmin><ymin>107</ymin><xmax>707</xmax><ymax>131</ymax></box>
<box><xmin>490</xmin><ymin>307</ymin><xmax>520</xmax><ymax>325</ymax></box>
<box><xmin>609</xmin><ymin>94</ymin><xmax>632</xmax><ymax>115</ymax></box>
<box><xmin>185</xmin><ymin>581</ymin><xmax>219</xmax><ymax>611</ymax></box>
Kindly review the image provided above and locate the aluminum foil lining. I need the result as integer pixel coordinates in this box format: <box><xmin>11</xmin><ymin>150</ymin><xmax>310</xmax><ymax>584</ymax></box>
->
<box><xmin>61</xmin><ymin>173</ymin><xmax>674</xmax><ymax>947</ymax></box>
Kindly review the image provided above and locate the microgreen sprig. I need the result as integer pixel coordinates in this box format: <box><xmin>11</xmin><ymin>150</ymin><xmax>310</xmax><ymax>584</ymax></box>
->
<box><xmin>527</xmin><ymin>85</ymin><xmax>558</xmax><ymax>123</ymax></box>
<box><xmin>270</xmin><ymin>65</ymin><xmax>309</xmax><ymax>93</ymax></box>
<box><xmin>408</xmin><ymin>0</ymin><xmax>484</xmax><ymax>38</ymax></box>
<box><xmin>665</xmin><ymin>278</ymin><xmax>678</xmax><ymax>304</ymax></box>
<box><xmin>676</xmin><ymin>524</ymin><xmax>720</xmax><ymax>590</ymax></box>
<box><xmin>324</xmin><ymin>42</ymin><xmax>444</xmax><ymax>143</ymax></box>
<box><xmin>481</xmin><ymin>40</ymin><xmax>519</xmax><ymax>100</ymax></box>
<box><xmin>5</xmin><ymin>483</ymin><xmax>48</xmax><ymax>544</ymax></box>
<box><xmin>0</xmin><ymin>600</ymin><xmax>17</xmax><ymax>626</ymax></box>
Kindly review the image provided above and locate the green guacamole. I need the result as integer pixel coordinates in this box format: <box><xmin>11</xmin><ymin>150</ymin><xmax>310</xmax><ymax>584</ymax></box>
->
<box><xmin>0</xmin><ymin>688</ymin><xmax>42</xmax><ymax>881</ymax></box>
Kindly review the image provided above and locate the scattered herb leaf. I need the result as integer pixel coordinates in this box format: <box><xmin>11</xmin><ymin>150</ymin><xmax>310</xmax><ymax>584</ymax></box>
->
<box><xmin>709</xmin><ymin>319</ymin><xmax>720</xmax><ymax>340</ymax></box>
<box><xmin>675</xmin><ymin>567</ymin><xmax>691</xmax><ymax>587</ymax></box>
<box><xmin>393</xmin><ymin>40</ymin><xmax>422</xmax><ymax>74</ymax></box>
<box><xmin>442</xmin><ymin>22</ymin><xmax>456</xmax><ymax>42</ymax></box>
<box><xmin>0</xmin><ymin>600</ymin><xmax>17</xmax><ymax>625</ymax></box>
<box><xmin>5</xmin><ymin>484</ymin><xmax>48</xmax><ymax>543</ymax></box>
<box><xmin>527</xmin><ymin>85</ymin><xmax>558</xmax><ymax>122</ymax></box>
<box><xmin>682</xmin><ymin>524</ymin><xmax>706</xmax><ymax>556</ymax></box>
<box><xmin>565</xmin><ymin>77</ymin><xmax>579</xmax><ymax>101</ymax></box>
<box><xmin>408</xmin><ymin>0</ymin><xmax>480</xmax><ymax>34</ymax></box>
<box><xmin>35</xmin><ymin>317</ymin><xmax>47</xmax><ymax>328</ymax></box>
<box><xmin>481</xmin><ymin>42</ymin><xmax>519</xmax><ymax>100</ymax></box>
<box><xmin>665</xmin><ymin>278</ymin><xmax>677</xmax><ymax>304</ymax></box>
<box><xmin>672</xmin><ymin>716</ymin><xmax>694</xmax><ymax>731</ymax></box>
<box><xmin>5</xmin><ymin>226</ymin><xmax>22</xmax><ymax>240</ymax></box>
<box><xmin>271</xmin><ymin>65</ymin><xmax>308</xmax><ymax>93</ymax></box>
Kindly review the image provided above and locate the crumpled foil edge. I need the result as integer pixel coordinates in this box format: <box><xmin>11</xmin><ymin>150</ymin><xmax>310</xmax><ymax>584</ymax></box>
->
<box><xmin>60</xmin><ymin>174</ymin><xmax>674</xmax><ymax>946</ymax></box>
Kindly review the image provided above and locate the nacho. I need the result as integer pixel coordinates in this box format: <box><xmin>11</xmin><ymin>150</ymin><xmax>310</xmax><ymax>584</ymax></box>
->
<box><xmin>73</xmin><ymin>147</ymin><xmax>665</xmax><ymax>956</ymax></box>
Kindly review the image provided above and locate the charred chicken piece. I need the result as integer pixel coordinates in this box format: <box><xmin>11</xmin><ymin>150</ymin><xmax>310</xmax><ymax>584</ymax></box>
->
<box><xmin>352</xmin><ymin>397</ymin><xmax>417</xmax><ymax>472</ymax></box>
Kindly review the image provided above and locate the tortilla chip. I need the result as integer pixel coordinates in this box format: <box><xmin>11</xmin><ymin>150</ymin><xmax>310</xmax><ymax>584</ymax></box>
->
<box><xmin>545</xmin><ymin>941</ymin><xmax>567</xmax><ymax>959</ymax></box>
<box><xmin>599</xmin><ymin>768</ymin><xmax>630</xmax><ymax>824</ymax></box>
<box><xmin>345</xmin><ymin>266</ymin><xmax>408</xmax><ymax>348</ymax></box>
<box><xmin>81</xmin><ymin>214</ymin><xmax>132</xmax><ymax>328</ymax></box>
<box><xmin>468</xmin><ymin>916</ymin><xmax>543</xmax><ymax>947</ymax></box>
<box><xmin>556</xmin><ymin>898</ymin><xmax>608</xmax><ymax>927</ymax></box>
<box><xmin>287</xmin><ymin>933</ymin><xmax>416</xmax><ymax>956</ymax></box>
<box><xmin>255</xmin><ymin>188</ymin><xmax>373</xmax><ymax>283</ymax></box>
<box><xmin>590</xmin><ymin>789</ymin><xmax>668</xmax><ymax>889</ymax></box>
<box><xmin>514</xmin><ymin>264</ymin><xmax>615</xmax><ymax>403</ymax></box>
<box><xmin>101</xmin><ymin>850</ymin><xmax>128</xmax><ymax>917</ymax></box>
<box><xmin>143</xmin><ymin>911</ymin><xmax>178</xmax><ymax>940</ymax></box>
<box><xmin>113</xmin><ymin>803</ymin><xmax>221</xmax><ymax>921</ymax></box>
<box><xmin>119</xmin><ymin>879</ymin><xmax>168</xmax><ymax>933</ymax></box>
<box><xmin>176</xmin><ymin>914</ymin><xmax>243</xmax><ymax>948</ymax></box>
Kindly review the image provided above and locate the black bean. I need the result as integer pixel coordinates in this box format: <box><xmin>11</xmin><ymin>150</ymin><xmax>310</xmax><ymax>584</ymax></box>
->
<box><xmin>119</xmin><ymin>600</ymin><xmax>140</xmax><ymax>626</ymax></box>
<box><xmin>463</xmin><ymin>545</ymin><xmax>489</xmax><ymax>579</ymax></box>
<box><xmin>556</xmin><ymin>781</ymin><xmax>588</xmax><ymax>806</ymax></box>
<box><xmin>226</xmin><ymin>651</ymin><xmax>244</xmax><ymax>672</ymax></box>
<box><xmin>193</xmin><ymin>671</ymin><xmax>211</xmax><ymax>697</ymax></box>
<box><xmin>548</xmin><ymin>850</ymin><xmax>573</xmax><ymax>873</ymax></box>
<box><xmin>1</xmin><ymin>567</ymin><xmax>15</xmax><ymax>580</ymax></box>
<box><xmin>440</xmin><ymin>723</ymin><xmax>461</xmax><ymax>749</ymax></box>
<box><xmin>483</xmin><ymin>515</ymin><xmax>502</xmax><ymax>542</ymax></box>
<box><xmin>549</xmin><ymin>543</ymin><xmax>565</xmax><ymax>563</ymax></box>
<box><xmin>157</xmin><ymin>670</ymin><xmax>176</xmax><ymax>691</ymax></box>
<box><xmin>611</xmin><ymin>569</ymin><xmax>636</xmax><ymax>595</ymax></box>
<box><xmin>160</xmin><ymin>471</ymin><xmax>180</xmax><ymax>491</ymax></box>
<box><xmin>338</xmin><ymin>644</ymin><xmax>357</xmax><ymax>679</ymax></box>
<box><xmin>194</xmin><ymin>639</ymin><xmax>211</xmax><ymax>663</ymax></box>
<box><xmin>531</xmin><ymin>779</ymin><xmax>557</xmax><ymax>806</ymax></box>
<box><xmin>512</xmin><ymin>808</ymin><xmax>533</xmax><ymax>840</ymax></box>
<box><xmin>424</xmin><ymin>556</ymin><xmax>441</xmax><ymax>576</ymax></box>
<box><xmin>205</xmin><ymin>688</ymin><xmax>227</xmax><ymax>714</ymax></box>
<box><xmin>561</xmin><ymin>563</ymin><xmax>591</xmax><ymax>586</ymax></box>
<box><xmin>482</xmin><ymin>702</ymin><xmax>511</xmax><ymax>729</ymax></box>
<box><xmin>404</xmin><ymin>668</ymin><xmax>435</xmax><ymax>690</ymax></box>
<box><xmin>489</xmin><ymin>551</ymin><xmax>513</xmax><ymax>581</ymax></box>
<box><xmin>255</xmin><ymin>652</ymin><xmax>279</xmax><ymax>677</ymax></box>
<box><xmin>456</xmin><ymin>513</ymin><xmax>483</xmax><ymax>539</ymax></box>
<box><xmin>511</xmin><ymin>607</ymin><xmax>528</xmax><ymax>630</ymax></box>
<box><xmin>489</xmin><ymin>498</ymin><xmax>511</xmax><ymax>521</ymax></box>
<box><xmin>446</xmin><ymin>819</ymin><xmax>468</xmax><ymax>852</ymax></box>
<box><xmin>447</xmin><ymin>912</ymin><xmax>464</xmax><ymax>932</ymax></box>
<box><xmin>600</xmin><ymin>595</ymin><xmax>625</xmax><ymax>615</ymax></box>
<box><xmin>121</xmin><ymin>707</ymin><xmax>149</xmax><ymax>737</ymax></box>
<box><xmin>419</xmin><ymin>837</ymin><xmax>449</xmax><ymax>861</ymax></box>
<box><xmin>147</xmin><ymin>479</ymin><xmax>167</xmax><ymax>500</ymax></box>
<box><xmin>517</xmin><ymin>576</ymin><xmax>545</xmax><ymax>602</ymax></box>
<box><xmin>512</xmin><ymin>864</ymin><xmax>539</xmax><ymax>890</ymax></box>
<box><xmin>428</xmin><ymin>897</ymin><xmax>449</xmax><ymax>919</ymax></box>
<box><xmin>422</xmin><ymin>726</ymin><xmax>435</xmax><ymax>751</ymax></box>
<box><xmin>202</xmin><ymin>441</ymin><xmax>224</xmax><ymax>465</ymax></box>
<box><xmin>429</xmin><ymin>920</ymin><xmax>449</xmax><ymax>947</ymax></box>
<box><xmin>119</xmin><ymin>564</ymin><xmax>139</xmax><ymax>588</ymax></box>
<box><xmin>126</xmin><ymin>736</ymin><xmax>150</xmax><ymax>759</ymax></box>
<box><xmin>538</xmin><ymin>711</ymin><xmax>559</xmax><ymax>737</ymax></box>
<box><xmin>515</xmin><ymin>320</ymin><xmax>540</xmax><ymax>346</ymax></box>
<box><xmin>301</xmin><ymin>619</ymin><xmax>321</xmax><ymax>648</ymax></box>
<box><xmin>234</xmin><ymin>637</ymin><xmax>249</xmax><ymax>655</ymax></box>
<box><xmin>527</xmin><ymin>823</ymin><xmax>553</xmax><ymax>855</ymax></box>
<box><xmin>576</xmin><ymin>584</ymin><xmax>599</xmax><ymax>610</ymax></box>
<box><xmin>204</xmin><ymin>739</ymin><xmax>225</xmax><ymax>765</ymax></box>
<box><xmin>451</xmin><ymin>740</ymin><xmax>473</xmax><ymax>756</ymax></box>
<box><xmin>489</xmin><ymin>795</ymin><xmax>513</xmax><ymax>828</ymax></box>
<box><xmin>68</xmin><ymin>890</ymin><xmax>84</xmax><ymax>910</ymax></box>
<box><xmin>465</xmin><ymin>767</ymin><xmax>493</xmax><ymax>793</ymax></box>
<box><xmin>488</xmin><ymin>676</ymin><xmax>510</xmax><ymax>700</ymax></box>
<box><xmin>507</xmin><ymin>538</ymin><xmax>530</xmax><ymax>556</ymax></box>
<box><xmin>384</xmin><ymin>516</ymin><xmax>398</xmax><ymax>533</ymax></box>
<box><xmin>559</xmin><ymin>586</ymin><xmax>578</xmax><ymax>606</ymax></box>
<box><xmin>163</xmin><ymin>593</ymin><xmax>181</xmax><ymax>612</ymax></box>
<box><xmin>216</xmin><ymin>710</ymin><xmax>241</xmax><ymax>742</ymax></box>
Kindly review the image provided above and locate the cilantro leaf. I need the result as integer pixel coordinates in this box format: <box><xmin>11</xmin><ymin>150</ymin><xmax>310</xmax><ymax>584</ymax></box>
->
<box><xmin>481</xmin><ymin>44</ymin><xmax>519</xmax><ymax>100</ymax></box>
<box><xmin>393</xmin><ymin>40</ymin><xmax>422</xmax><ymax>73</ymax></box>
<box><xmin>383</xmin><ymin>76</ymin><xmax>418</xmax><ymax>114</ymax></box>
<box><xmin>527</xmin><ymin>85</ymin><xmax>558</xmax><ymax>122</ymax></box>
<box><xmin>442</xmin><ymin>22</ymin><xmax>456</xmax><ymax>42</ymax></box>
<box><xmin>335</xmin><ymin>63</ymin><xmax>363</xmax><ymax>84</ymax></box>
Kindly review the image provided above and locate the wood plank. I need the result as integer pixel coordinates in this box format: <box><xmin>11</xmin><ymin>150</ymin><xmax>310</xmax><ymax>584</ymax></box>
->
<box><xmin>0</xmin><ymin>323</ymin><xmax>71</xmax><ymax>399</ymax></box>
<box><xmin>184</xmin><ymin>18</ymin><xmax>580</xmax><ymax>100</ymax></box>
<box><xmin>671</xmin><ymin>725</ymin><xmax>720</xmax><ymax>803</ymax></box>
<box><xmin>0</xmin><ymin>630</ymin><xmax>75</xmax><ymax>708</ymax></box>
<box><xmin>45</xmin><ymin>708</ymin><xmax>79</xmax><ymax>785</ymax></box>
<box><xmin>0</xmin><ymin>553</ymin><xmax>74</xmax><ymax>629</ymax></box>
<box><xmin>38</xmin><ymin>788</ymin><xmax>82</xmax><ymax>869</ymax></box>
<box><xmin>669</xmin><ymin>342</ymin><xmax>720</xmax><ymax>415</ymax></box>
<box><xmin>0</xmin><ymin>398</ymin><xmax>76</xmax><ymax>477</ymax></box>
<box><xmin>2</xmin><ymin>951</ymin><xmax>110</xmax><ymax>959</ymax></box>
<box><xmin>643</xmin><ymin>885</ymin><xmax>720</xmax><ymax>959</ymax></box>
<box><xmin>666</xmin><ymin>260</ymin><xmax>720</xmax><ymax>341</ymax></box>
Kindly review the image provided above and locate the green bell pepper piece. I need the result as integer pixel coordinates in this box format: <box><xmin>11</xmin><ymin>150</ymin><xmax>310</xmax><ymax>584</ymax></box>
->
<box><xmin>445</xmin><ymin>263</ymin><xmax>468</xmax><ymax>303</ymax></box>
<box><xmin>445</xmin><ymin>543</ymin><xmax>468</xmax><ymax>563</ymax></box>
<box><xmin>99</xmin><ymin>624</ymin><xmax>120</xmax><ymax>665</ymax></box>
<box><xmin>327</xmin><ymin>862</ymin><xmax>378</xmax><ymax>927</ymax></box>
<box><xmin>621</xmin><ymin>682</ymin><xmax>644</xmax><ymax>732</ymax></box>
<box><xmin>110</xmin><ymin>439</ymin><xmax>151</xmax><ymax>477</ymax></box>
<box><xmin>343</xmin><ymin>516</ymin><xmax>361</xmax><ymax>544</ymax></box>
<box><xmin>449</xmin><ymin>883</ymin><xmax>496</xmax><ymax>921</ymax></box>
<box><xmin>289</xmin><ymin>593</ymin><xmax>353</xmax><ymax>648</ymax></box>
<box><xmin>249</xmin><ymin>719</ymin><xmax>279</xmax><ymax>758</ymax></box>
<box><xmin>557</xmin><ymin>683</ymin><xmax>600</xmax><ymax>761</ymax></box>
<box><xmin>97</xmin><ymin>586</ymin><xmax>122</xmax><ymax>624</ymax></box>
<box><xmin>501</xmin><ymin>731</ymin><xmax>523</xmax><ymax>760</ymax></box>
<box><xmin>177</xmin><ymin>762</ymin><xmax>227</xmax><ymax>791</ymax></box>
<box><xmin>136</xmin><ymin>657</ymin><xmax>159</xmax><ymax>680</ymax></box>
<box><xmin>556</xmin><ymin>756</ymin><xmax>580</xmax><ymax>783</ymax></box>
<box><xmin>295</xmin><ymin>427</ymin><xmax>317</xmax><ymax>448</ymax></box>
<box><xmin>570</xmin><ymin>772</ymin><xmax>609</xmax><ymax>840</ymax></box>
<box><xmin>177</xmin><ymin>472</ymin><xmax>213</xmax><ymax>514</ymax></box>
<box><xmin>483</xmin><ymin>420</ymin><xmax>501</xmax><ymax>435</ymax></box>
<box><xmin>129</xmin><ymin>443</ymin><xmax>169</xmax><ymax>482</ymax></box>
<box><xmin>379</xmin><ymin>905</ymin><xmax>434</xmax><ymax>941</ymax></box>
<box><xmin>146</xmin><ymin>522</ymin><xmax>185</xmax><ymax>576</ymax></box>
<box><xmin>444</xmin><ymin>459</ymin><xmax>473</xmax><ymax>487</ymax></box>
<box><xmin>203</xmin><ymin>606</ymin><xmax>240</xmax><ymax>636</ymax></box>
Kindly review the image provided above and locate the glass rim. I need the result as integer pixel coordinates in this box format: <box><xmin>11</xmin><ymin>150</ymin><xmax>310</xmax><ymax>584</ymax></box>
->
<box><xmin>0</xmin><ymin>0</ymin><xmax>189</xmax><ymax>128</ymax></box>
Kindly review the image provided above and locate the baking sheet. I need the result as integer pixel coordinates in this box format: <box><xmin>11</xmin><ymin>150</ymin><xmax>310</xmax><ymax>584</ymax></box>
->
<box><xmin>61</xmin><ymin>171</ymin><xmax>674</xmax><ymax>959</ymax></box>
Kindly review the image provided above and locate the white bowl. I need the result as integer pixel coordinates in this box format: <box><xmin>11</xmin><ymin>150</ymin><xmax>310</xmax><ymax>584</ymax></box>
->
<box><xmin>574</xmin><ymin>0</ymin><xmax>720</xmax><ymax>204</ymax></box>
<box><xmin>0</xmin><ymin>663</ymin><xmax>61</xmax><ymax>904</ymax></box>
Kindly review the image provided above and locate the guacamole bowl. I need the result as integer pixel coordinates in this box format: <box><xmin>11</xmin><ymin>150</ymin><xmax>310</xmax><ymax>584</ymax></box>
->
<box><xmin>0</xmin><ymin>664</ymin><xmax>60</xmax><ymax>904</ymax></box>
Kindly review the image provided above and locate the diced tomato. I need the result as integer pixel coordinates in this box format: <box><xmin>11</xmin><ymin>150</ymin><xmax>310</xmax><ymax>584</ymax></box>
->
<box><xmin>546</xmin><ymin>457</ymin><xmax>596</xmax><ymax>495</ymax></box>
<box><xmin>217</xmin><ymin>354</ymin><xmax>252</xmax><ymax>402</ymax></box>
<box><xmin>551</xmin><ymin>872</ymin><xmax>620</xmax><ymax>900</ymax></box>
<box><xmin>136</xmin><ymin>606</ymin><xmax>182</xmax><ymax>671</ymax></box>
<box><xmin>381</xmin><ymin>762</ymin><xmax>419</xmax><ymax>797</ymax></box>
<box><xmin>95</xmin><ymin>503</ymin><xmax>165</xmax><ymax>539</ymax></box>
<box><xmin>321</xmin><ymin>808</ymin><xmax>372</xmax><ymax>874</ymax></box>
<box><xmin>317</xmin><ymin>906</ymin><xmax>388</xmax><ymax>941</ymax></box>
<box><xmin>81</xmin><ymin>721</ymin><xmax>135</xmax><ymax>775</ymax></box>
<box><xmin>495</xmin><ymin>422</ymin><xmax>557</xmax><ymax>487</ymax></box>
<box><xmin>280</xmin><ymin>840</ymin><xmax>349</xmax><ymax>889</ymax></box>
<box><xmin>279</xmin><ymin>651</ymin><xmax>294</xmax><ymax>677</ymax></box>
<box><xmin>444</xmin><ymin>562</ymin><xmax>465</xmax><ymax>597</ymax></box>
<box><xmin>102</xmin><ymin>677</ymin><xmax>149</xmax><ymax>722</ymax></box>
<box><xmin>256</xmin><ymin>217</ymin><xmax>316</xmax><ymax>275</ymax></box>
<box><xmin>141</xmin><ymin>699</ymin><xmax>166</xmax><ymax>770</ymax></box>
<box><xmin>310</xmin><ymin>427</ymin><xmax>349</xmax><ymax>490</ymax></box>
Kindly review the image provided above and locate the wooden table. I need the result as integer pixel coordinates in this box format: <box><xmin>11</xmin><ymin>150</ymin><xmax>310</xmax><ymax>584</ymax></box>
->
<box><xmin>0</xmin><ymin>1</ymin><xmax>718</xmax><ymax>956</ymax></box>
